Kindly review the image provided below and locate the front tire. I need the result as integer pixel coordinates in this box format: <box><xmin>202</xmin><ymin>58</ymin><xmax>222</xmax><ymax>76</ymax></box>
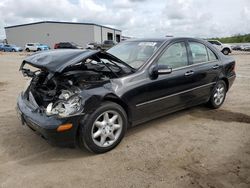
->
<box><xmin>207</xmin><ymin>80</ymin><xmax>227</xmax><ymax>109</ymax></box>
<box><xmin>78</xmin><ymin>102</ymin><xmax>127</xmax><ymax>153</ymax></box>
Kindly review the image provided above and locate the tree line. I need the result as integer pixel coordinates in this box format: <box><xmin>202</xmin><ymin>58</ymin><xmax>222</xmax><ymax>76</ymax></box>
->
<box><xmin>209</xmin><ymin>33</ymin><xmax>250</xmax><ymax>43</ymax></box>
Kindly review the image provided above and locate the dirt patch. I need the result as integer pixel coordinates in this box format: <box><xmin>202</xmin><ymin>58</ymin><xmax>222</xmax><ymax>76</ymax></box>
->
<box><xmin>190</xmin><ymin>108</ymin><xmax>250</xmax><ymax>124</ymax></box>
<box><xmin>0</xmin><ymin>81</ymin><xmax>8</xmax><ymax>91</ymax></box>
<box><xmin>0</xmin><ymin>81</ymin><xmax>8</xmax><ymax>86</ymax></box>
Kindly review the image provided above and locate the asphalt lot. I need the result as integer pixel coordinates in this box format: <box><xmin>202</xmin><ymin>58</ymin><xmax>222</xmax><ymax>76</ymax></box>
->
<box><xmin>0</xmin><ymin>51</ymin><xmax>249</xmax><ymax>188</ymax></box>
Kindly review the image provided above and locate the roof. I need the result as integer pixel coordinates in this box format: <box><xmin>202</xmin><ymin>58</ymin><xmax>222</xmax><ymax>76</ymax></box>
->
<box><xmin>4</xmin><ymin>21</ymin><xmax>122</xmax><ymax>32</ymax></box>
<box><xmin>126</xmin><ymin>38</ymin><xmax>168</xmax><ymax>42</ymax></box>
<box><xmin>126</xmin><ymin>37</ymin><xmax>207</xmax><ymax>43</ymax></box>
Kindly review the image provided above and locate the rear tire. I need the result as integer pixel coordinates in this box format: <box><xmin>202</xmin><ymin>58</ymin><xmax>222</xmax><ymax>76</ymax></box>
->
<box><xmin>222</xmin><ymin>48</ymin><xmax>229</xmax><ymax>55</ymax></box>
<box><xmin>207</xmin><ymin>80</ymin><xmax>227</xmax><ymax>109</ymax></box>
<box><xmin>25</xmin><ymin>48</ymin><xmax>30</xmax><ymax>52</ymax></box>
<box><xmin>78</xmin><ymin>102</ymin><xmax>127</xmax><ymax>153</ymax></box>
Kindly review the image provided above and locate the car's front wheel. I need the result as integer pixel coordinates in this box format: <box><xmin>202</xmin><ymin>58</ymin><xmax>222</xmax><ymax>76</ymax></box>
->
<box><xmin>78</xmin><ymin>102</ymin><xmax>127</xmax><ymax>153</ymax></box>
<box><xmin>207</xmin><ymin>80</ymin><xmax>227</xmax><ymax>109</ymax></box>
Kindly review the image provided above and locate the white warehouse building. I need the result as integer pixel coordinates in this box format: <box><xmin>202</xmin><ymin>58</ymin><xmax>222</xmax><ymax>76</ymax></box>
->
<box><xmin>4</xmin><ymin>21</ymin><xmax>122</xmax><ymax>48</ymax></box>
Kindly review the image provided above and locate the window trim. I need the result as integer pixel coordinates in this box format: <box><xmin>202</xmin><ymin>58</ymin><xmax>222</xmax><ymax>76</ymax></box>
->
<box><xmin>171</xmin><ymin>59</ymin><xmax>218</xmax><ymax>71</ymax></box>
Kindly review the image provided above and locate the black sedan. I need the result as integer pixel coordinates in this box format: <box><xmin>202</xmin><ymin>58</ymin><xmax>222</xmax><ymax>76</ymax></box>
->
<box><xmin>17</xmin><ymin>37</ymin><xmax>236</xmax><ymax>153</ymax></box>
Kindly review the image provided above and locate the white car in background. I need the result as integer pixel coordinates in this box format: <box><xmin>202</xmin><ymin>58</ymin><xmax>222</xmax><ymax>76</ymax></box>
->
<box><xmin>207</xmin><ymin>40</ymin><xmax>232</xmax><ymax>55</ymax></box>
<box><xmin>25</xmin><ymin>43</ymin><xmax>50</xmax><ymax>52</ymax></box>
<box><xmin>86</xmin><ymin>42</ymin><xmax>96</xmax><ymax>49</ymax></box>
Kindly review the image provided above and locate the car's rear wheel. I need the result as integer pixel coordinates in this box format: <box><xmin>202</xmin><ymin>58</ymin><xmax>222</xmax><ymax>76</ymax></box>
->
<box><xmin>25</xmin><ymin>48</ymin><xmax>30</xmax><ymax>52</ymax></box>
<box><xmin>78</xmin><ymin>102</ymin><xmax>127</xmax><ymax>153</ymax></box>
<box><xmin>207</xmin><ymin>80</ymin><xmax>227</xmax><ymax>109</ymax></box>
<box><xmin>222</xmin><ymin>48</ymin><xmax>229</xmax><ymax>55</ymax></box>
<box><xmin>37</xmin><ymin>48</ymin><xmax>41</xmax><ymax>51</ymax></box>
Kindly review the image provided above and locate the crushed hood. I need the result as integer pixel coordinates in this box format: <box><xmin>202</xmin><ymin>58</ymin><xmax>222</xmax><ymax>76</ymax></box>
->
<box><xmin>22</xmin><ymin>49</ymin><xmax>99</xmax><ymax>73</ymax></box>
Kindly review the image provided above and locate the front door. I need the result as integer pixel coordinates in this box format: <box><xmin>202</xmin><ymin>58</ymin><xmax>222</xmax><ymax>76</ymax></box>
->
<box><xmin>135</xmin><ymin>41</ymin><xmax>196</xmax><ymax>121</ymax></box>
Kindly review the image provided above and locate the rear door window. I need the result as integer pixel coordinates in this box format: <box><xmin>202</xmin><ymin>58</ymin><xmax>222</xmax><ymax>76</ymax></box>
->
<box><xmin>189</xmin><ymin>42</ymin><xmax>209</xmax><ymax>64</ymax></box>
<box><xmin>207</xmin><ymin>47</ymin><xmax>218</xmax><ymax>61</ymax></box>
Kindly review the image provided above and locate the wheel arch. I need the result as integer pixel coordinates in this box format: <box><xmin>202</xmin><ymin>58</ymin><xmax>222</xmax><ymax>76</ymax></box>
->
<box><xmin>220</xmin><ymin>77</ymin><xmax>229</xmax><ymax>91</ymax></box>
<box><xmin>102</xmin><ymin>94</ymin><xmax>132</xmax><ymax>127</ymax></box>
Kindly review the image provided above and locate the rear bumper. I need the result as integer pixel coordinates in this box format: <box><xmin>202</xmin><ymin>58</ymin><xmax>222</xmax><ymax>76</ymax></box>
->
<box><xmin>16</xmin><ymin>93</ymin><xmax>81</xmax><ymax>147</ymax></box>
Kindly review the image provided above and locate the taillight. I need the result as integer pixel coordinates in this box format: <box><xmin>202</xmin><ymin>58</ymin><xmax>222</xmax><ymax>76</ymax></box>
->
<box><xmin>54</xmin><ymin>44</ymin><xmax>59</xmax><ymax>49</ymax></box>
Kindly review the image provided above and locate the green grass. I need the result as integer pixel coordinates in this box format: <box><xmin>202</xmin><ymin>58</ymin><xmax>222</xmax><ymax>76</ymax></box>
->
<box><xmin>209</xmin><ymin>33</ymin><xmax>250</xmax><ymax>43</ymax></box>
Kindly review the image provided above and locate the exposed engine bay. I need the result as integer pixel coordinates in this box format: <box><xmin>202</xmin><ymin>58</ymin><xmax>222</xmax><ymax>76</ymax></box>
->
<box><xmin>20</xmin><ymin>52</ymin><xmax>133</xmax><ymax>117</ymax></box>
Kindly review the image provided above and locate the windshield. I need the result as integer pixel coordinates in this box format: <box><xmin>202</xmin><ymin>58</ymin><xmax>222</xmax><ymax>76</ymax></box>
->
<box><xmin>107</xmin><ymin>41</ymin><xmax>163</xmax><ymax>69</ymax></box>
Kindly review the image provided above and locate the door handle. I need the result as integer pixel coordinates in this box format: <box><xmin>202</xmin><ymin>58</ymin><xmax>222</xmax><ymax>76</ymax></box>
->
<box><xmin>212</xmin><ymin>64</ymin><xmax>219</xmax><ymax>69</ymax></box>
<box><xmin>184</xmin><ymin>71</ymin><xmax>194</xmax><ymax>76</ymax></box>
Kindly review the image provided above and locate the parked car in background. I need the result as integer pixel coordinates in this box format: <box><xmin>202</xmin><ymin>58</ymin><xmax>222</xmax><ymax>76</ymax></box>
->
<box><xmin>94</xmin><ymin>40</ymin><xmax>117</xmax><ymax>51</ymax></box>
<box><xmin>25</xmin><ymin>43</ymin><xmax>50</xmax><ymax>52</ymax></box>
<box><xmin>207</xmin><ymin>40</ymin><xmax>232</xmax><ymax>55</ymax></box>
<box><xmin>54</xmin><ymin>42</ymin><xmax>83</xmax><ymax>49</ymax></box>
<box><xmin>231</xmin><ymin>45</ymin><xmax>242</xmax><ymax>51</ymax></box>
<box><xmin>86</xmin><ymin>42</ymin><xmax>97</xmax><ymax>49</ymax></box>
<box><xmin>0</xmin><ymin>43</ymin><xmax>4</xmax><ymax>49</ymax></box>
<box><xmin>17</xmin><ymin>37</ymin><xmax>236</xmax><ymax>153</ymax></box>
<box><xmin>241</xmin><ymin>44</ymin><xmax>250</xmax><ymax>51</ymax></box>
<box><xmin>0</xmin><ymin>44</ymin><xmax>23</xmax><ymax>52</ymax></box>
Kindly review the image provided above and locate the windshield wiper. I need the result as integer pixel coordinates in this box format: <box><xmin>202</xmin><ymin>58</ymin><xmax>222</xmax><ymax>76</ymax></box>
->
<box><xmin>93</xmin><ymin>55</ymin><xmax>119</xmax><ymax>77</ymax></box>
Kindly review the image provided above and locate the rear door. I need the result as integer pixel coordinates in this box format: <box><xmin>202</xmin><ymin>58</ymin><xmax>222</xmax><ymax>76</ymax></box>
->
<box><xmin>186</xmin><ymin>40</ymin><xmax>222</xmax><ymax>102</ymax></box>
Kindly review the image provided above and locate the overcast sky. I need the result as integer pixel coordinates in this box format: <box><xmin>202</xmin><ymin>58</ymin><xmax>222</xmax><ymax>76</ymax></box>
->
<box><xmin>0</xmin><ymin>0</ymin><xmax>250</xmax><ymax>39</ymax></box>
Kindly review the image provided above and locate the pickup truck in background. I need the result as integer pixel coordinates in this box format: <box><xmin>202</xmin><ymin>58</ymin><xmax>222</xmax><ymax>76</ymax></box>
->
<box><xmin>207</xmin><ymin>40</ymin><xmax>232</xmax><ymax>55</ymax></box>
<box><xmin>86</xmin><ymin>40</ymin><xmax>117</xmax><ymax>51</ymax></box>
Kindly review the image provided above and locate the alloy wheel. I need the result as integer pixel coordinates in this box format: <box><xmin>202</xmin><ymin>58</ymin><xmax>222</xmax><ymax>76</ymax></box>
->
<box><xmin>213</xmin><ymin>83</ymin><xmax>225</xmax><ymax>105</ymax></box>
<box><xmin>91</xmin><ymin>110</ymin><xmax>123</xmax><ymax>147</ymax></box>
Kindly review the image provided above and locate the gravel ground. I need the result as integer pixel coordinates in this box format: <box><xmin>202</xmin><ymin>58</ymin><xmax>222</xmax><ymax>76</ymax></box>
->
<box><xmin>0</xmin><ymin>51</ymin><xmax>249</xmax><ymax>188</ymax></box>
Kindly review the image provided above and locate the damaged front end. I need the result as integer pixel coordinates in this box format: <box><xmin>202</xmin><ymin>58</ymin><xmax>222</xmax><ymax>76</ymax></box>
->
<box><xmin>19</xmin><ymin>50</ymin><xmax>133</xmax><ymax>118</ymax></box>
<box><xmin>20</xmin><ymin>64</ymin><xmax>85</xmax><ymax>118</ymax></box>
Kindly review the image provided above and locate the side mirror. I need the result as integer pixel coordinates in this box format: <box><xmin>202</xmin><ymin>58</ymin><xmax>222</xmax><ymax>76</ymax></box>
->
<box><xmin>149</xmin><ymin>64</ymin><xmax>172</xmax><ymax>79</ymax></box>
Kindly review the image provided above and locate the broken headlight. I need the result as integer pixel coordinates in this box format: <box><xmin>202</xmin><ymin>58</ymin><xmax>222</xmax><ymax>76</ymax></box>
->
<box><xmin>46</xmin><ymin>90</ymin><xmax>83</xmax><ymax>117</ymax></box>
